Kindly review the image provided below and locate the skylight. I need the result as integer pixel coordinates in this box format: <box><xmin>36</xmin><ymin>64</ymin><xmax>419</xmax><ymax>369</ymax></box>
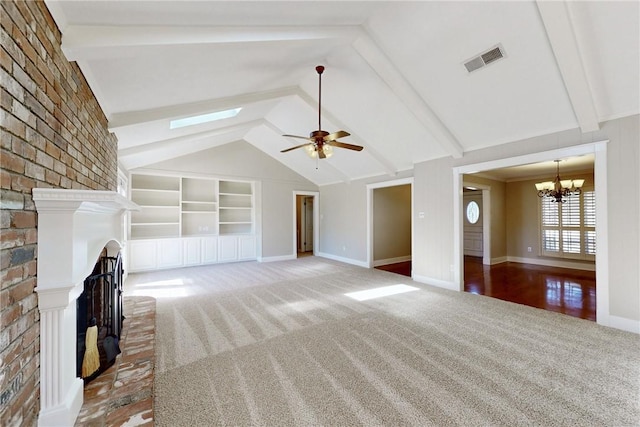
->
<box><xmin>170</xmin><ymin>107</ymin><xmax>241</xmax><ymax>129</ymax></box>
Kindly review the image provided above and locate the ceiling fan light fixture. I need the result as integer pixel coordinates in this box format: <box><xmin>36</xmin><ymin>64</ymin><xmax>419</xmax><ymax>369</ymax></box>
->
<box><xmin>305</xmin><ymin>143</ymin><xmax>333</xmax><ymax>159</ymax></box>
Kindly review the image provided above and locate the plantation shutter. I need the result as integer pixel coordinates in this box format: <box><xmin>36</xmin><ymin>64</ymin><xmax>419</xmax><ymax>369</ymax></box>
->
<box><xmin>583</xmin><ymin>190</ymin><xmax>596</xmax><ymax>255</ymax></box>
<box><xmin>539</xmin><ymin>187</ymin><xmax>595</xmax><ymax>260</ymax></box>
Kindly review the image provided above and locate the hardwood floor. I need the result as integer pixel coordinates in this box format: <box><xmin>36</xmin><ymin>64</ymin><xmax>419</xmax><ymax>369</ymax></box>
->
<box><xmin>376</xmin><ymin>257</ymin><xmax>596</xmax><ymax>321</ymax></box>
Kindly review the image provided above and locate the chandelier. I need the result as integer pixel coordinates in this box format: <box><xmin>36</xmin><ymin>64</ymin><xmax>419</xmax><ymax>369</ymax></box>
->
<box><xmin>535</xmin><ymin>160</ymin><xmax>584</xmax><ymax>203</ymax></box>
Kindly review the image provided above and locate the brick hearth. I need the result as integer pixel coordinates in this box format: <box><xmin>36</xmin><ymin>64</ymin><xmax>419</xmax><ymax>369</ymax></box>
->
<box><xmin>75</xmin><ymin>296</ymin><xmax>155</xmax><ymax>426</ymax></box>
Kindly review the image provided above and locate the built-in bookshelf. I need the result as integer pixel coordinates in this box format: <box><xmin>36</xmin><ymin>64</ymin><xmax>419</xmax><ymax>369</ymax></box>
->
<box><xmin>128</xmin><ymin>173</ymin><xmax>256</xmax><ymax>271</ymax></box>
<box><xmin>129</xmin><ymin>173</ymin><xmax>254</xmax><ymax>239</ymax></box>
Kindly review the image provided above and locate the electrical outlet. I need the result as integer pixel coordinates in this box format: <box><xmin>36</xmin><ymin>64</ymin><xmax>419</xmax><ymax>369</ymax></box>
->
<box><xmin>527</xmin><ymin>246</ymin><xmax>532</xmax><ymax>252</ymax></box>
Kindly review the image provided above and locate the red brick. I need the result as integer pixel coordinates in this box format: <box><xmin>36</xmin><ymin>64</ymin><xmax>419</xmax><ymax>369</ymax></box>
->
<box><xmin>0</xmin><ymin>169</ymin><xmax>11</xmax><ymax>189</ymax></box>
<box><xmin>8</xmin><ymin>278</ymin><xmax>35</xmax><ymax>305</ymax></box>
<box><xmin>1</xmin><ymin>304</ymin><xmax>21</xmax><ymax>329</ymax></box>
<box><xmin>23</xmin><ymin>228</ymin><xmax>36</xmax><ymax>245</ymax></box>
<box><xmin>0</xmin><ymin>110</ymin><xmax>26</xmax><ymax>139</ymax></box>
<box><xmin>0</xmin><ymin>45</ymin><xmax>12</xmax><ymax>73</ymax></box>
<box><xmin>0</xmin><ymin>228</ymin><xmax>24</xmax><ymax>249</ymax></box>
<box><xmin>11</xmin><ymin>137</ymin><xmax>36</xmax><ymax>161</ymax></box>
<box><xmin>11</xmin><ymin>174</ymin><xmax>35</xmax><ymax>192</ymax></box>
<box><xmin>0</xmin><ymin>149</ymin><xmax>25</xmax><ymax>174</ymax></box>
<box><xmin>11</xmin><ymin>211</ymin><xmax>35</xmax><ymax>228</ymax></box>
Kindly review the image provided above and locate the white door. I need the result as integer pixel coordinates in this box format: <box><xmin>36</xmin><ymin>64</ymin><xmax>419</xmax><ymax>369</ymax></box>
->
<box><xmin>463</xmin><ymin>192</ymin><xmax>483</xmax><ymax>257</ymax></box>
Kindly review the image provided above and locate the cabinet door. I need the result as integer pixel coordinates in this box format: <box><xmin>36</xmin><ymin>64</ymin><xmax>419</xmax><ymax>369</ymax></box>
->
<box><xmin>238</xmin><ymin>235</ymin><xmax>256</xmax><ymax>260</ymax></box>
<box><xmin>218</xmin><ymin>236</ymin><xmax>238</xmax><ymax>262</ymax></box>
<box><xmin>158</xmin><ymin>238</ymin><xmax>183</xmax><ymax>268</ymax></box>
<box><xmin>201</xmin><ymin>237</ymin><xmax>218</xmax><ymax>264</ymax></box>
<box><xmin>183</xmin><ymin>238</ymin><xmax>201</xmax><ymax>266</ymax></box>
<box><xmin>128</xmin><ymin>240</ymin><xmax>157</xmax><ymax>272</ymax></box>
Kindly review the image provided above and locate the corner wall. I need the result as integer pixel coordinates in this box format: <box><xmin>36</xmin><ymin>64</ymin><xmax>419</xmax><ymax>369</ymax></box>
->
<box><xmin>0</xmin><ymin>1</ymin><xmax>118</xmax><ymax>425</ymax></box>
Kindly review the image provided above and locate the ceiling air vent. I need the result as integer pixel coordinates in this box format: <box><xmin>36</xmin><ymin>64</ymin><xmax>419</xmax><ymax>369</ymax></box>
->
<box><xmin>464</xmin><ymin>45</ymin><xmax>505</xmax><ymax>73</ymax></box>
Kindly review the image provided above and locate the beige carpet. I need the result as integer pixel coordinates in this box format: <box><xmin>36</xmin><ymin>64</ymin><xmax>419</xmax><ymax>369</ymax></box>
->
<box><xmin>125</xmin><ymin>257</ymin><xmax>640</xmax><ymax>426</ymax></box>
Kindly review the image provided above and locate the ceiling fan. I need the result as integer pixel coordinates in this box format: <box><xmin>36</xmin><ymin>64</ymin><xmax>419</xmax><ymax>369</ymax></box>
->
<box><xmin>281</xmin><ymin>65</ymin><xmax>363</xmax><ymax>159</ymax></box>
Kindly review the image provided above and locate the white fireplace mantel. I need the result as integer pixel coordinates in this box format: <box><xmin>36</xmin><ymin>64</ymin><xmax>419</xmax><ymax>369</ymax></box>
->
<box><xmin>32</xmin><ymin>188</ymin><xmax>139</xmax><ymax>427</ymax></box>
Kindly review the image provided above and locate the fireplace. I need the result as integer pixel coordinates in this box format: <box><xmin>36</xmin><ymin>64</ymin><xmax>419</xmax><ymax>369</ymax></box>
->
<box><xmin>33</xmin><ymin>189</ymin><xmax>138</xmax><ymax>426</ymax></box>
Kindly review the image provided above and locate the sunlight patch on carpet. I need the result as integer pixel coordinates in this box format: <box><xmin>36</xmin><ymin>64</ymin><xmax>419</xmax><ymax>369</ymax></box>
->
<box><xmin>130</xmin><ymin>279</ymin><xmax>192</xmax><ymax>298</ymax></box>
<box><xmin>345</xmin><ymin>284</ymin><xmax>419</xmax><ymax>301</ymax></box>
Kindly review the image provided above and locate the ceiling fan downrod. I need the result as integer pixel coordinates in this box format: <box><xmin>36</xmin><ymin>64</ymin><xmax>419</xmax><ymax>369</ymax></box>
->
<box><xmin>316</xmin><ymin>65</ymin><xmax>324</xmax><ymax>132</ymax></box>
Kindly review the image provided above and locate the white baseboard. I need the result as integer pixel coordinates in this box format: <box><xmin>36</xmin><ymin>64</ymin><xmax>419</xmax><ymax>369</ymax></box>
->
<box><xmin>317</xmin><ymin>252</ymin><xmax>369</xmax><ymax>268</ymax></box>
<box><xmin>598</xmin><ymin>314</ymin><xmax>640</xmax><ymax>334</ymax></box>
<box><xmin>373</xmin><ymin>255</ymin><xmax>412</xmax><ymax>267</ymax></box>
<box><xmin>412</xmin><ymin>274</ymin><xmax>459</xmax><ymax>292</ymax></box>
<box><xmin>258</xmin><ymin>254</ymin><xmax>297</xmax><ymax>263</ymax></box>
<box><xmin>507</xmin><ymin>256</ymin><xmax>596</xmax><ymax>271</ymax></box>
<box><xmin>490</xmin><ymin>256</ymin><xmax>508</xmax><ymax>265</ymax></box>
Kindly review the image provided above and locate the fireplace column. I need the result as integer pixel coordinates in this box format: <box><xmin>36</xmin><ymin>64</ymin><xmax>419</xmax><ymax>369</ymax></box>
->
<box><xmin>37</xmin><ymin>288</ymin><xmax>84</xmax><ymax>426</ymax></box>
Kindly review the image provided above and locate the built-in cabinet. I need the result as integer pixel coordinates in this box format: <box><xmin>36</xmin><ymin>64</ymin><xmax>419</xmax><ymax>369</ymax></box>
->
<box><xmin>128</xmin><ymin>173</ymin><xmax>257</xmax><ymax>272</ymax></box>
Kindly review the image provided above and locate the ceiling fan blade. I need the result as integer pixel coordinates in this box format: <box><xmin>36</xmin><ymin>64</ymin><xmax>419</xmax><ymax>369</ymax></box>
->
<box><xmin>283</xmin><ymin>134</ymin><xmax>312</xmax><ymax>141</ymax></box>
<box><xmin>323</xmin><ymin>130</ymin><xmax>350</xmax><ymax>141</ymax></box>
<box><xmin>281</xmin><ymin>143</ymin><xmax>312</xmax><ymax>153</ymax></box>
<box><xmin>318</xmin><ymin>147</ymin><xmax>326</xmax><ymax>159</ymax></box>
<box><xmin>327</xmin><ymin>140</ymin><xmax>364</xmax><ymax>151</ymax></box>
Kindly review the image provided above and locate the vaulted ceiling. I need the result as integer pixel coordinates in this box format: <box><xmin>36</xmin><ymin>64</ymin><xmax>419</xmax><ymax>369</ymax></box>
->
<box><xmin>45</xmin><ymin>1</ymin><xmax>639</xmax><ymax>186</ymax></box>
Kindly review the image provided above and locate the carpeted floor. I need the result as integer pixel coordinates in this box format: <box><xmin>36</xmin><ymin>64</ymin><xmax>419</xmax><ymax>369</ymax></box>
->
<box><xmin>125</xmin><ymin>257</ymin><xmax>640</xmax><ymax>426</ymax></box>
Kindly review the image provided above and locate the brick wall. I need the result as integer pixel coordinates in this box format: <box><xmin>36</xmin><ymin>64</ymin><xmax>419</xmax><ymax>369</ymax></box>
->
<box><xmin>0</xmin><ymin>1</ymin><xmax>118</xmax><ymax>425</ymax></box>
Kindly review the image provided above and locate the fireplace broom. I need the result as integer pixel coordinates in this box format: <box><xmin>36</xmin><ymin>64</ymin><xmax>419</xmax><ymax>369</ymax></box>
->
<box><xmin>82</xmin><ymin>319</ymin><xmax>100</xmax><ymax>378</ymax></box>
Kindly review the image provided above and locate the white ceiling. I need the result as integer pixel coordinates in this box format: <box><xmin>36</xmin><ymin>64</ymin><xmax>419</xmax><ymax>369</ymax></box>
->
<box><xmin>45</xmin><ymin>1</ymin><xmax>639</xmax><ymax>186</ymax></box>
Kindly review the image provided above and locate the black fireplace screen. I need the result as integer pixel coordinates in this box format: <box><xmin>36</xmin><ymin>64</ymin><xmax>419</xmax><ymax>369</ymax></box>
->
<box><xmin>76</xmin><ymin>251</ymin><xmax>124</xmax><ymax>381</ymax></box>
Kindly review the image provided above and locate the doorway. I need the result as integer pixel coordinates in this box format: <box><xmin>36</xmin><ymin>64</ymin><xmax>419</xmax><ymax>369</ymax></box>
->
<box><xmin>463</xmin><ymin>189</ymin><xmax>483</xmax><ymax>258</ymax></box>
<box><xmin>453</xmin><ymin>141</ymin><xmax>609</xmax><ymax>326</ymax></box>
<box><xmin>293</xmin><ymin>191</ymin><xmax>319</xmax><ymax>257</ymax></box>
<box><xmin>366</xmin><ymin>178</ymin><xmax>414</xmax><ymax>274</ymax></box>
<box><xmin>297</xmin><ymin>195</ymin><xmax>314</xmax><ymax>256</ymax></box>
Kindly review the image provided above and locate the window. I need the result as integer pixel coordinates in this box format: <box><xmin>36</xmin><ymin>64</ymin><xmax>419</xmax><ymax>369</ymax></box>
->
<box><xmin>466</xmin><ymin>200</ymin><xmax>480</xmax><ymax>224</ymax></box>
<box><xmin>540</xmin><ymin>189</ymin><xmax>595</xmax><ymax>260</ymax></box>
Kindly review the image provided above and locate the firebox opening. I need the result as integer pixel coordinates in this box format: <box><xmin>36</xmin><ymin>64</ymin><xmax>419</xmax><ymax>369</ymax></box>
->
<box><xmin>76</xmin><ymin>249</ymin><xmax>125</xmax><ymax>383</ymax></box>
